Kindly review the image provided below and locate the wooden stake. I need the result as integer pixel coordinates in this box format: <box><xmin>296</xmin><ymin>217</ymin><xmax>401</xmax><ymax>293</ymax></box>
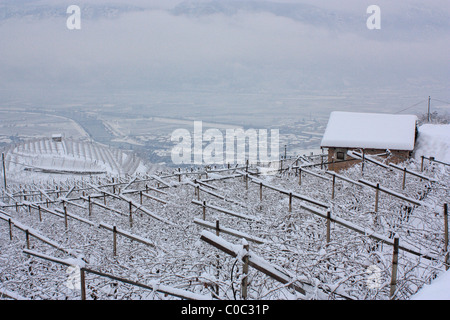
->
<box><xmin>259</xmin><ymin>182</ymin><xmax>263</xmax><ymax>202</ymax></box>
<box><xmin>26</xmin><ymin>229</ymin><xmax>30</xmax><ymax>249</ymax></box>
<box><xmin>444</xmin><ymin>203</ymin><xmax>449</xmax><ymax>270</ymax></box>
<box><xmin>215</xmin><ymin>220</ymin><xmax>220</xmax><ymax>295</ymax></box>
<box><xmin>2</xmin><ymin>152</ymin><xmax>6</xmax><ymax>191</ymax></box>
<box><xmin>289</xmin><ymin>192</ymin><xmax>292</xmax><ymax>212</ymax></box>
<box><xmin>64</xmin><ymin>205</ymin><xmax>68</xmax><ymax>230</ymax></box>
<box><xmin>402</xmin><ymin>168</ymin><xmax>406</xmax><ymax>190</ymax></box>
<box><xmin>203</xmin><ymin>201</ymin><xmax>206</xmax><ymax>220</ymax></box>
<box><xmin>331</xmin><ymin>174</ymin><xmax>336</xmax><ymax>200</ymax></box>
<box><xmin>375</xmin><ymin>183</ymin><xmax>380</xmax><ymax>213</ymax></box>
<box><xmin>129</xmin><ymin>201</ymin><xmax>133</xmax><ymax>228</ymax></box>
<box><xmin>420</xmin><ymin>155</ymin><xmax>424</xmax><ymax>172</ymax></box>
<box><xmin>38</xmin><ymin>205</ymin><xmax>42</xmax><ymax>222</ymax></box>
<box><xmin>326</xmin><ymin>210</ymin><xmax>331</xmax><ymax>244</ymax></box>
<box><xmin>88</xmin><ymin>196</ymin><xmax>92</xmax><ymax>217</ymax></box>
<box><xmin>390</xmin><ymin>236</ymin><xmax>399</xmax><ymax>299</ymax></box>
<box><xmin>80</xmin><ymin>268</ymin><xmax>86</xmax><ymax>300</ymax></box>
<box><xmin>298</xmin><ymin>168</ymin><xmax>302</xmax><ymax>185</ymax></box>
<box><xmin>361</xmin><ymin>149</ymin><xmax>365</xmax><ymax>176</ymax></box>
<box><xmin>242</xmin><ymin>241</ymin><xmax>249</xmax><ymax>300</ymax></box>
<box><xmin>113</xmin><ymin>225</ymin><xmax>117</xmax><ymax>257</ymax></box>
<box><xmin>8</xmin><ymin>218</ymin><xmax>12</xmax><ymax>240</ymax></box>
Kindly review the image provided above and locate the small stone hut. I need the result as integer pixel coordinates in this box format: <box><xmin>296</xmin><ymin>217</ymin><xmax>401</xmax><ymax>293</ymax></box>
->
<box><xmin>320</xmin><ymin>111</ymin><xmax>418</xmax><ymax>172</ymax></box>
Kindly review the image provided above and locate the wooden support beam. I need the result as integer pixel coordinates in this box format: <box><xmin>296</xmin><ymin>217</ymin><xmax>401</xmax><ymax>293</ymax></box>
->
<box><xmin>200</xmin><ymin>230</ymin><xmax>307</xmax><ymax>296</ymax></box>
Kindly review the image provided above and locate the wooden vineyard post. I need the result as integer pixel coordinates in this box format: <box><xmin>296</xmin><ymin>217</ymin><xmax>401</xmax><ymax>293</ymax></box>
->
<box><xmin>64</xmin><ymin>205</ymin><xmax>68</xmax><ymax>230</ymax></box>
<box><xmin>326</xmin><ymin>209</ymin><xmax>331</xmax><ymax>244</ymax></box>
<box><xmin>298</xmin><ymin>168</ymin><xmax>302</xmax><ymax>185</ymax></box>
<box><xmin>215</xmin><ymin>220</ymin><xmax>220</xmax><ymax>236</ymax></box>
<box><xmin>2</xmin><ymin>152</ymin><xmax>6</xmax><ymax>191</ymax></box>
<box><xmin>88</xmin><ymin>196</ymin><xmax>92</xmax><ymax>217</ymax></box>
<box><xmin>113</xmin><ymin>226</ymin><xmax>117</xmax><ymax>257</ymax></box>
<box><xmin>242</xmin><ymin>240</ymin><xmax>249</xmax><ymax>300</ymax></box>
<box><xmin>103</xmin><ymin>192</ymin><xmax>107</xmax><ymax>206</ymax></box>
<box><xmin>25</xmin><ymin>229</ymin><xmax>30</xmax><ymax>249</ymax></box>
<box><xmin>420</xmin><ymin>155</ymin><xmax>424</xmax><ymax>172</ymax></box>
<box><xmin>215</xmin><ymin>220</ymin><xmax>220</xmax><ymax>296</ymax></box>
<box><xmin>444</xmin><ymin>204</ymin><xmax>449</xmax><ymax>270</ymax></box>
<box><xmin>194</xmin><ymin>179</ymin><xmax>200</xmax><ymax>201</ymax></box>
<box><xmin>80</xmin><ymin>268</ymin><xmax>86</xmax><ymax>300</ymax></box>
<box><xmin>140</xmin><ymin>191</ymin><xmax>143</xmax><ymax>205</ymax></box>
<box><xmin>202</xmin><ymin>201</ymin><xmax>206</xmax><ymax>220</ymax></box>
<box><xmin>402</xmin><ymin>168</ymin><xmax>407</xmax><ymax>190</ymax></box>
<box><xmin>245</xmin><ymin>173</ymin><xmax>248</xmax><ymax>190</ymax></box>
<box><xmin>390</xmin><ymin>236</ymin><xmax>399</xmax><ymax>299</ymax></box>
<box><xmin>8</xmin><ymin>218</ymin><xmax>12</xmax><ymax>240</ymax></box>
<box><xmin>38</xmin><ymin>205</ymin><xmax>42</xmax><ymax>222</ymax></box>
<box><xmin>331</xmin><ymin>174</ymin><xmax>336</xmax><ymax>200</ymax></box>
<box><xmin>361</xmin><ymin>150</ymin><xmax>365</xmax><ymax>176</ymax></box>
<box><xmin>259</xmin><ymin>182</ymin><xmax>263</xmax><ymax>202</ymax></box>
<box><xmin>178</xmin><ymin>168</ymin><xmax>181</xmax><ymax>182</ymax></box>
<box><xmin>129</xmin><ymin>201</ymin><xmax>133</xmax><ymax>228</ymax></box>
<box><xmin>375</xmin><ymin>183</ymin><xmax>380</xmax><ymax>213</ymax></box>
<box><xmin>289</xmin><ymin>192</ymin><xmax>292</xmax><ymax>212</ymax></box>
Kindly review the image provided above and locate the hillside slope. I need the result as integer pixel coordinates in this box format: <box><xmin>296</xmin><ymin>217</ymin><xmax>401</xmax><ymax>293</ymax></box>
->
<box><xmin>2</xmin><ymin>137</ymin><xmax>156</xmax><ymax>183</ymax></box>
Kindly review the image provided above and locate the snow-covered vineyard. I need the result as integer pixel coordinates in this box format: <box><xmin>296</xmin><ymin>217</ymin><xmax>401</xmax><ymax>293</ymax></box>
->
<box><xmin>0</xmin><ymin>153</ymin><xmax>449</xmax><ymax>300</ymax></box>
<box><xmin>3</xmin><ymin>137</ymin><xmax>148</xmax><ymax>178</ymax></box>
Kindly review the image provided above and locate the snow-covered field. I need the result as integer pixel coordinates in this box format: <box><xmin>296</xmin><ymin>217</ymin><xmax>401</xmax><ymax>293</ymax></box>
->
<box><xmin>0</xmin><ymin>124</ymin><xmax>448</xmax><ymax>300</ymax></box>
<box><xmin>2</xmin><ymin>137</ymin><xmax>157</xmax><ymax>184</ymax></box>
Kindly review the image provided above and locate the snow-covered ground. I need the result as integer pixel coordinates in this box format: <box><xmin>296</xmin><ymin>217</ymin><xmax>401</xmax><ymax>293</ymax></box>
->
<box><xmin>0</xmin><ymin>122</ymin><xmax>448</xmax><ymax>300</ymax></box>
<box><xmin>414</xmin><ymin>124</ymin><xmax>450</xmax><ymax>163</ymax></box>
<box><xmin>411</xmin><ymin>269</ymin><xmax>450</xmax><ymax>300</ymax></box>
<box><xmin>409</xmin><ymin>123</ymin><xmax>450</xmax><ymax>300</ymax></box>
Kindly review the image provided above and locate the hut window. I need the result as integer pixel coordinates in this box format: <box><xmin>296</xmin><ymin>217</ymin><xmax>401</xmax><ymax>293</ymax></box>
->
<box><xmin>336</xmin><ymin>151</ymin><xmax>345</xmax><ymax>160</ymax></box>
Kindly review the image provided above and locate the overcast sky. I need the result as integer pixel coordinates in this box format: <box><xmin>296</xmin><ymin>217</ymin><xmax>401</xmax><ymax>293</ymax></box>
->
<box><xmin>0</xmin><ymin>0</ymin><xmax>449</xmax><ymax>114</ymax></box>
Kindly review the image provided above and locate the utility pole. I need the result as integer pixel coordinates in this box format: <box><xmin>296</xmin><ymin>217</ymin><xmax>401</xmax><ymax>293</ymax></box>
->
<box><xmin>2</xmin><ymin>153</ymin><xmax>6</xmax><ymax>192</ymax></box>
<box><xmin>427</xmin><ymin>96</ymin><xmax>431</xmax><ymax>122</ymax></box>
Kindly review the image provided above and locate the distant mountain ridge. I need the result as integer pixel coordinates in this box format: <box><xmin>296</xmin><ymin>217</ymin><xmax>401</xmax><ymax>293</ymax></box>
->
<box><xmin>1</xmin><ymin>0</ymin><xmax>448</xmax><ymax>38</ymax></box>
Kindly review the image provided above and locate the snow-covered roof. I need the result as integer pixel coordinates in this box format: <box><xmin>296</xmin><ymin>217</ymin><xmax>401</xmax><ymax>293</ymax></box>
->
<box><xmin>320</xmin><ymin>111</ymin><xmax>418</xmax><ymax>150</ymax></box>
